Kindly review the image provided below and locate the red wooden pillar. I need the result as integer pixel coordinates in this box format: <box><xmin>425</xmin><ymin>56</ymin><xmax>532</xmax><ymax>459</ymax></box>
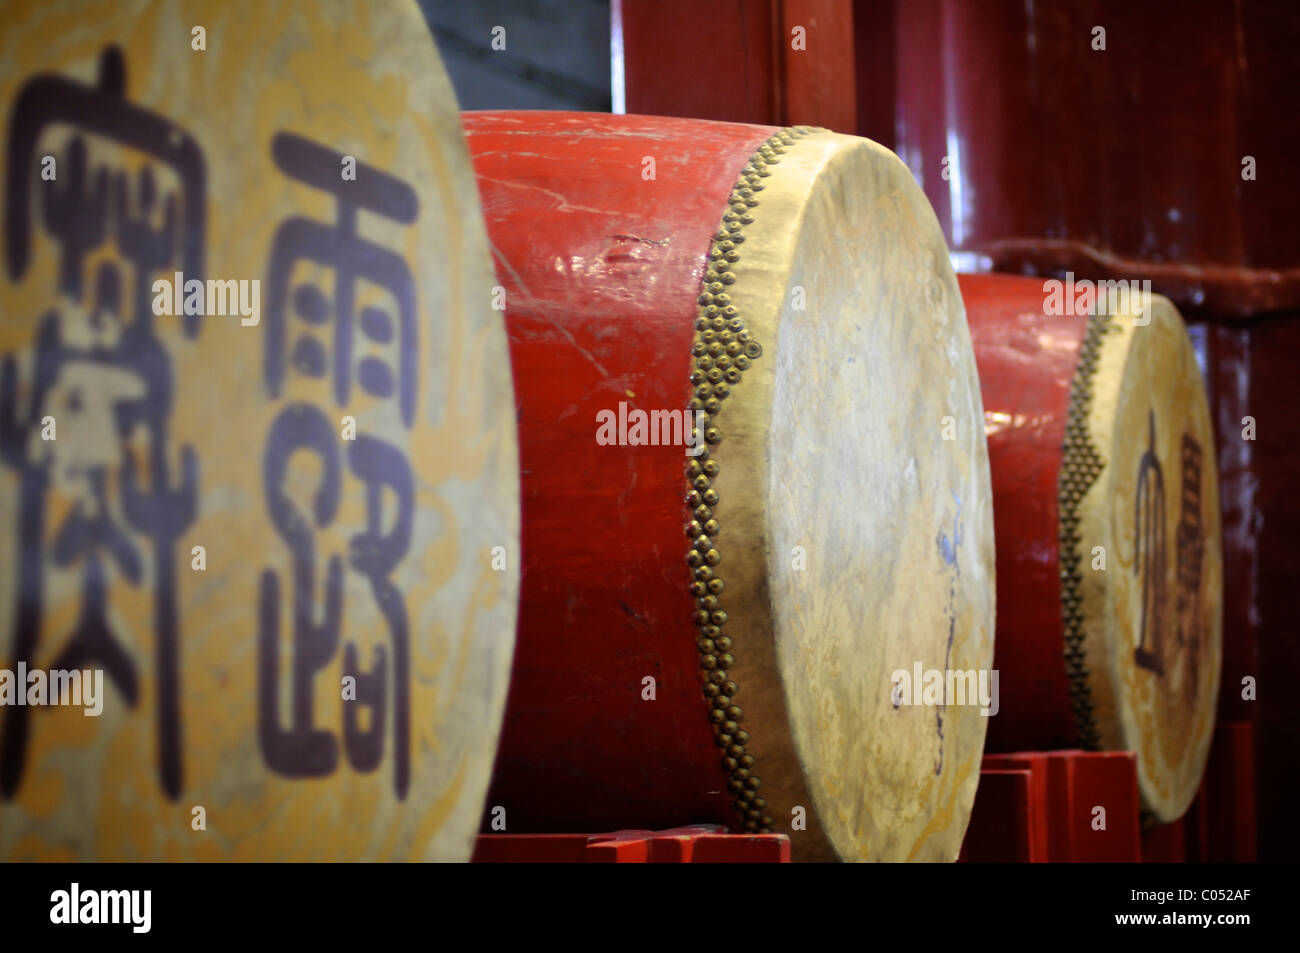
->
<box><xmin>613</xmin><ymin>0</ymin><xmax>856</xmax><ymax>133</ymax></box>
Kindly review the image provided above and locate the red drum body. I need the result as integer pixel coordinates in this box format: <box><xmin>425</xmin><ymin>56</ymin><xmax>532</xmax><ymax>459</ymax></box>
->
<box><xmin>468</xmin><ymin>112</ymin><xmax>997</xmax><ymax>861</ymax></box>
<box><xmin>962</xmin><ymin>273</ymin><xmax>1222</xmax><ymax>822</ymax></box>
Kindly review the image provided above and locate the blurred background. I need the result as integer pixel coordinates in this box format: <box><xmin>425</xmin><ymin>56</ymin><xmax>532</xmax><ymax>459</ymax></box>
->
<box><xmin>419</xmin><ymin>0</ymin><xmax>611</xmax><ymax>111</ymax></box>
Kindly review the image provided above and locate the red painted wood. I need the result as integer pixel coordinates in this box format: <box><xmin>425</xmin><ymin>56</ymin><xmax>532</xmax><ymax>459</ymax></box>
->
<box><xmin>615</xmin><ymin>0</ymin><xmax>779</xmax><ymax>125</ymax></box>
<box><xmin>1198</xmin><ymin>324</ymin><xmax>1258</xmax><ymax>724</ymax></box>
<box><xmin>463</xmin><ymin>111</ymin><xmax>775</xmax><ymax>835</ymax></box>
<box><xmin>471</xmin><ymin>834</ymin><xmax>591</xmax><ymax>864</ymax></box>
<box><xmin>621</xmin><ymin>1</ymin><xmax>1300</xmax><ymax>316</ymax></box>
<box><xmin>690</xmin><ymin>831</ymin><xmax>791</xmax><ymax>863</ymax></box>
<box><xmin>472</xmin><ymin>827</ymin><xmax>791</xmax><ymax>863</ymax></box>
<box><xmin>887</xmin><ymin>0</ymin><xmax>1300</xmax><ymax>318</ymax></box>
<box><xmin>852</xmin><ymin>0</ymin><xmax>896</xmax><ymax>150</ymax></box>
<box><xmin>960</xmin><ymin>770</ymin><xmax>1036</xmax><ymax>863</ymax></box>
<box><xmin>965</xmin><ymin>751</ymin><xmax>1141</xmax><ymax>862</ymax></box>
<box><xmin>1205</xmin><ymin>721</ymin><xmax>1256</xmax><ymax>862</ymax></box>
<box><xmin>1066</xmin><ymin>751</ymin><xmax>1142</xmax><ymax>862</ymax></box>
<box><xmin>614</xmin><ymin>0</ymin><xmax>857</xmax><ymax>133</ymax></box>
<box><xmin>957</xmin><ymin>273</ymin><xmax>1089</xmax><ymax>751</ymax></box>
<box><xmin>1142</xmin><ymin>815</ymin><xmax>1187</xmax><ymax>862</ymax></box>
<box><xmin>982</xmin><ymin>755</ymin><xmax>1051</xmax><ymax>862</ymax></box>
<box><xmin>1249</xmin><ymin>313</ymin><xmax>1300</xmax><ymax>862</ymax></box>
<box><xmin>780</xmin><ymin>0</ymin><xmax>857</xmax><ymax>132</ymax></box>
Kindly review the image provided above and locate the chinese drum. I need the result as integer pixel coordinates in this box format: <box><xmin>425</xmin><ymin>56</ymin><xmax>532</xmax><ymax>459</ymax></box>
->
<box><xmin>466</xmin><ymin>111</ymin><xmax>996</xmax><ymax>861</ymax></box>
<box><xmin>0</xmin><ymin>0</ymin><xmax>519</xmax><ymax>860</ymax></box>
<box><xmin>961</xmin><ymin>273</ymin><xmax>1222</xmax><ymax>822</ymax></box>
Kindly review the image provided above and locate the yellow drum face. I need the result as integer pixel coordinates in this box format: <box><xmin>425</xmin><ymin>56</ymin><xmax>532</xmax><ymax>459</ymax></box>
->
<box><xmin>1093</xmin><ymin>298</ymin><xmax>1222</xmax><ymax>822</ymax></box>
<box><xmin>0</xmin><ymin>1</ymin><xmax>520</xmax><ymax>859</ymax></box>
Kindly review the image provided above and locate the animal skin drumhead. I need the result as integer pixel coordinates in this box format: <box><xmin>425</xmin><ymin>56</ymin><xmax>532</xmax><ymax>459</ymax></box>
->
<box><xmin>1072</xmin><ymin>292</ymin><xmax>1222</xmax><ymax>822</ymax></box>
<box><xmin>714</xmin><ymin>130</ymin><xmax>996</xmax><ymax>860</ymax></box>
<box><xmin>0</xmin><ymin>0</ymin><xmax>518</xmax><ymax>860</ymax></box>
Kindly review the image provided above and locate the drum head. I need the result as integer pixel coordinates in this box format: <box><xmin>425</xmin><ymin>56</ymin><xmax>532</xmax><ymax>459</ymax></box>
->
<box><xmin>709</xmin><ymin>130</ymin><xmax>996</xmax><ymax>860</ymax></box>
<box><xmin>1072</xmin><ymin>292</ymin><xmax>1222</xmax><ymax>822</ymax></box>
<box><xmin>0</xmin><ymin>0</ymin><xmax>518</xmax><ymax>860</ymax></box>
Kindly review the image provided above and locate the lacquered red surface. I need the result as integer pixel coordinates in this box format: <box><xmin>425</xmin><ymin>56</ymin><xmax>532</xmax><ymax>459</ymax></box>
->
<box><xmin>892</xmin><ymin>0</ymin><xmax>1300</xmax><ymax>318</ymax></box>
<box><xmin>1196</xmin><ymin>324</ymin><xmax>1258</xmax><ymax>724</ymax></box>
<box><xmin>958</xmin><ymin>273</ymin><xmax>1088</xmax><ymax>751</ymax></box>
<box><xmin>464</xmin><ymin>111</ymin><xmax>774</xmax><ymax>832</ymax></box>
<box><xmin>1248</xmin><ymin>312</ymin><xmax>1300</xmax><ymax>862</ymax></box>
<box><xmin>618</xmin><ymin>1</ymin><xmax>1300</xmax><ymax>316</ymax></box>
<box><xmin>614</xmin><ymin>0</ymin><xmax>858</xmax><ymax>133</ymax></box>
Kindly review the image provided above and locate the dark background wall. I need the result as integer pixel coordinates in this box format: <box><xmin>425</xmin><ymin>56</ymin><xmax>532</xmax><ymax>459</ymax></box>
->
<box><xmin>418</xmin><ymin>0</ymin><xmax>611</xmax><ymax>111</ymax></box>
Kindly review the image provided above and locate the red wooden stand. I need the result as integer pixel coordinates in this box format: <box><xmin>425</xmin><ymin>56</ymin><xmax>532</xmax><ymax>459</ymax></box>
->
<box><xmin>1142</xmin><ymin>720</ymin><xmax>1257</xmax><ymax>863</ymax></box>
<box><xmin>473</xmin><ymin>725</ymin><xmax>1255</xmax><ymax>863</ymax></box>
<box><xmin>472</xmin><ymin>825</ymin><xmax>791</xmax><ymax>863</ymax></box>
<box><xmin>963</xmin><ymin>728</ymin><xmax>1257</xmax><ymax>862</ymax></box>
<box><xmin>961</xmin><ymin>751</ymin><xmax>1142</xmax><ymax>862</ymax></box>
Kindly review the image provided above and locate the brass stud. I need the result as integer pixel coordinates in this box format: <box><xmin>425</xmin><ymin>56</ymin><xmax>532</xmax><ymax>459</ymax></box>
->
<box><xmin>683</xmin><ymin>128</ymin><xmax>820</xmax><ymax>835</ymax></box>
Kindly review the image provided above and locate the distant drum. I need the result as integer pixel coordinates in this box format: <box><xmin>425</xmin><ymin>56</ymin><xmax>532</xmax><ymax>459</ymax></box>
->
<box><xmin>467</xmin><ymin>111</ymin><xmax>996</xmax><ymax>861</ymax></box>
<box><xmin>961</xmin><ymin>272</ymin><xmax>1222</xmax><ymax>823</ymax></box>
<box><xmin>0</xmin><ymin>0</ymin><xmax>519</xmax><ymax>860</ymax></box>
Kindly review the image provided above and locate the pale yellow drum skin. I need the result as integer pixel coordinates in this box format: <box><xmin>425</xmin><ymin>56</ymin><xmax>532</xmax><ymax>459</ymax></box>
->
<box><xmin>0</xmin><ymin>0</ymin><xmax>518</xmax><ymax>860</ymax></box>
<box><xmin>1077</xmin><ymin>293</ymin><xmax>1222</xmax><ymax>823</ymax></box>
<box><xmin>708</xmin><ymin>131</ymin><xmax>995</xmax><ymax>861</ymax></box>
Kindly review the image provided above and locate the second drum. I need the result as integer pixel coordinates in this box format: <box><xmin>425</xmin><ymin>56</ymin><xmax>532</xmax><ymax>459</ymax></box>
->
<box><xmin>466</xmin><ymin>112</ymin><xmax>995</xmax><ymax>861</ymax></box>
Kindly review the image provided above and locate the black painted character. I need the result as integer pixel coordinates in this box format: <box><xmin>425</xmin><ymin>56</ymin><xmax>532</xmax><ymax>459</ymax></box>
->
<box><xmin>0</xmin><ymin>47</ymin><xmax>204</xmax><ymax>800</ymax></box>
<box><xmin>1133</xmin><ymin>411</ymin><xmax>1167</xmax><ymax>677</ymax></box>
<box><xmin>258</xmin><ymin>134</ymin><xmax>418</xmax><ymax>798</ymax></box>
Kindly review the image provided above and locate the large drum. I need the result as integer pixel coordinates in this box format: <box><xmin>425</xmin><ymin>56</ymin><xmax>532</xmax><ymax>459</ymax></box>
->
<box><xmin>466</xmin><ymin>111</ymin><xmax>996</xmax><ymax>861</ymax></box>
<box><xmin>961</xmin><ymin>273</ymin><xmax>1222</xmax><ymax>823</ymax></box>
<box><xmin>0</xmin><ymin>0</ymin><xmax>519</xmax><ymax>860</ymax></box>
